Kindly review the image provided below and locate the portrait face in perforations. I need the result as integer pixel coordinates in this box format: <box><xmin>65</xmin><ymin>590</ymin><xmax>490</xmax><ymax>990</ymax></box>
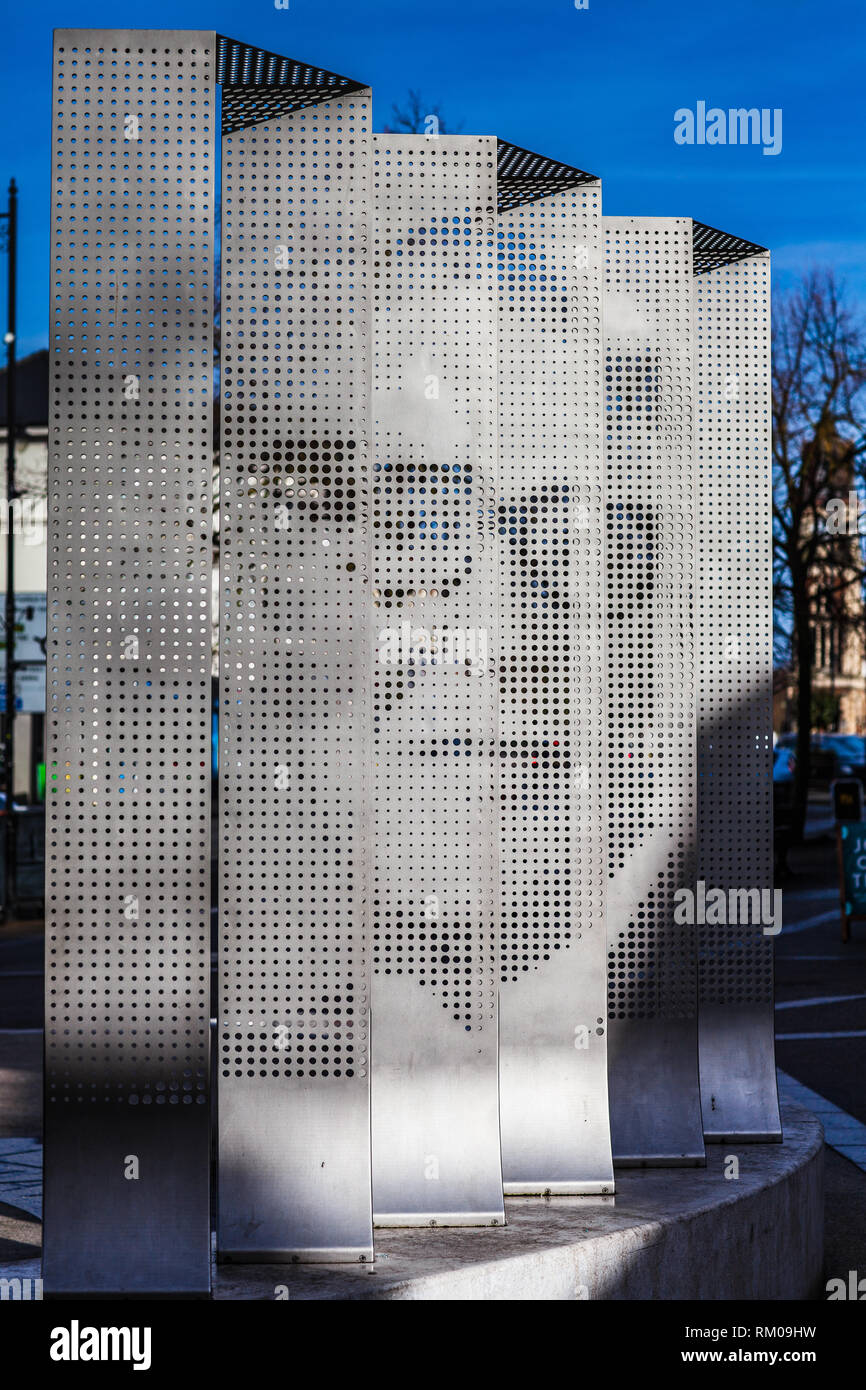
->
<box><xmin>603</xmin><ymin>220</ymin><xmax>697</xmax><ymax>1025</ymax></box>
<box><xmin>695</xmin><ymin>254</ymin><xmax>773</xmax><ymax>1009</ymax></box>
<box><xmin>496</xmin><ymin>180</ymin><xmax>605</xmax><ymax>990</ymax></box>
<box><xmin>371</xmin><ymin>136</ymin><xmax>499</xmax><ymax>1035</ymax></box>
<box><xmin>219</xmin><ymin>92</ymin><xmax>372</xmax><ymax>1087</ymax></box>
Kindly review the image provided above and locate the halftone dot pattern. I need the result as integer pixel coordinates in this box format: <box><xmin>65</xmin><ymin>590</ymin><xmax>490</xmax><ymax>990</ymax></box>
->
<box><xmin>216</xmin><ymin>35</ymin><xmax>365</xmax><ymax>134</ymax></box>
<box><xmin>497</xmin><ymin>182</ymin><xmax>604</xmax><ymax>986</ymax></box>
<box><xmin>371</xmin><ymin>136</ymin><xmax>500</xmax><ymax>1035</ymax></box>
<box><xmin>219</xmin><ymin>91</ymin><xmax>372</xmax><ymax>1084</ymax></box>
<box><xmin>46</xmin><ymin>34</ymin><xmax>214</xmax><ymax>1107</ymax></box>
<box><xmin>496</xmin><ymin>141</ymin><xmax>597</xmax><ymax>215</ymax></box>
<box><xmin>604</xmin><ymin>218</ymin><xmax>697</xmax><ymax>1024</ymax></box>
<box><xmin>694</xmin><ymin>254</ymin><xmax>773</xmax><ymax>1007</ymax></box>
<box><xmin>691</xmin><ymin>222</ymin><xmax>767</xmax><ymax>275</ymax></box>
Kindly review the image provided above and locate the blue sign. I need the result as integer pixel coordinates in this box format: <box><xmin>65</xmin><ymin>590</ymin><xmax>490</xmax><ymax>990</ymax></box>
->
<box><xmin>839</xmin><ymin>821</ymin><xmax>866</xmax><ymax>919</ymax></box>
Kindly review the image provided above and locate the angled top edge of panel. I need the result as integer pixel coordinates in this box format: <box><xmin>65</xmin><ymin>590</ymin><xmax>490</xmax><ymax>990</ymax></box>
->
<box><xmin>692</xmin><ymin>219</ymin><xmax>769</xmax><ymax>274</ymax></box>
<box><xmin>497</xmin><ymin>139</ymin><xmax>598</xmax><ymax>213</ymax></box>
<box><xmin>217</xmin><ymin>33</ymin><xmax>366</xmax><ymax>91</ymax></box>
<box><xmin>218</xmin><ymin>35</ymin><xmax>368</xmax><ymax>133</ymax></box>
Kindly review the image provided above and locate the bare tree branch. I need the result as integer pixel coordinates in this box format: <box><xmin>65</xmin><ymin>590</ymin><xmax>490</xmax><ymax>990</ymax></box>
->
<box><xmin>382</xmin><ymin>89</ymin><xmax>463</xmax><ymax>135</ymax></box>
<box><xmin>773</xmin><ymin>269</ymin><xmax>866</xmax><ymax>838</ymax></box>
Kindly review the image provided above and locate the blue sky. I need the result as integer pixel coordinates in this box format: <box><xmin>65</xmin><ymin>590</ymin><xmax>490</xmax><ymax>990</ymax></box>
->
<box><xmin>3</xmin><ymin>0</ymin><xmax>864</xmax><ymax>355</ymax></box>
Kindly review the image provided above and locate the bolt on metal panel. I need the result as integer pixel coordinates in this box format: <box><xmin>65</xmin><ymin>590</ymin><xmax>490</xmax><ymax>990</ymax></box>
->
<box><xmin>217</xmin><ymin>86</ymin><xmax>375</xmax><ymax>1261</ymax></box>
<box><xmin>43</xmin><ymin>29</ymin><xmax>216</xmax><ymax>1294</ymax></box>
<box><xmin>693</xmin><ymin>243</ymin><xmax>781</xmax><ymax>1142</ymax></box>
<box><xmin>497</xmin><ymin>155</ymin><xmax>613</xmax><ymax>1194</ymax></box>
<box><xmin>603</xmin><ymin>217</ymin><xmax>705</xmax><ymax>1166</ymax></box>
<box><xmin>370</xmin><ymin>134</ymin><xmax>504</xmax><ymax>1227</ymax></box>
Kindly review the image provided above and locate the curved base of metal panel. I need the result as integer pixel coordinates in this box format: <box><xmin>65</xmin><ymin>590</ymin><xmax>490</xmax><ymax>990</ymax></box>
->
<box><xmin>230</xmin><ymin>1102</ymin><xmax>822</xmax><ymax>1300</ymax></box>
<box><xmin>503</xmin><ymin>1180</ymin><xmax>614</xmax><ymax>1195</ymax></box>
<box><xmin>613</xmin><ymin>1153</ymin><xmax>705</xmax><ymax>1168</ymax></box>
<box><xmin>219</xmin><ymin>1248</ymin><xmax>373</xmax><ymax>1263</ymax></box>
<box><xmin>608</xmin><ymin>1017</ymin><xmax>706</xmax><ymax>1167</ymax></box>
<box><xmin>704</xmin><ymin>1133</ymin><xmax>782</xmax><ymax>1145</ymax></box>
<box><xmin>43</xmin><ymin>1106</ymin><xmax>211</xmax><ymax>1297</ymax></box>
<box><xmin>217</xmin><ymin>1081</ymin><xmax>373</xmax><ymax>1264</ymax></box>
<box><xmin>374</xmin><ymin>1213</ymin><xmax>505</xmax><ymax>1228</ymax></box>
<box><xmin>699</xmin><ymin>1003</ymin><xmax>783</xmax><ymax>1142</ymax></box>
<box><xmin>499</xmin><ymin>973</ymin><xmax>614</xmax><ymax>1195</ymax></box>
<box><xmin>43</xmin><ymin>1291</ymin><xmax>212</xmax><ymax>1301</ymax></box>
<box><xmin>371</xmin><ymin>981</ymin><xmax>505</xmax><ymax>1228</ymax></box>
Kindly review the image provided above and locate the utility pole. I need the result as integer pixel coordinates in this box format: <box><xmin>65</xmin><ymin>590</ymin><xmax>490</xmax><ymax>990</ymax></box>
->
<box><xmin>0</xmin><ymin>179</ymin><xmax>17</xmax><ymax>923</ymax></box>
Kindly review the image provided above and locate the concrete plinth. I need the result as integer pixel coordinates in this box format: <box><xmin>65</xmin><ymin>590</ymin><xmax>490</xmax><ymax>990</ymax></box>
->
<box><xmin>215</xmin><ymin>1101</ymin><xmax>823</xmax><ymax>1300</ymax></box>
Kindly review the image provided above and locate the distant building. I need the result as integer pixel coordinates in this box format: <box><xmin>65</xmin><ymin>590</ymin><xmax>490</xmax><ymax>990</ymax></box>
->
<box><xmin>0</xmin><ymin>349</ymin><xmax>220</xmax><ymax>802</ymax></box>
<box><xmin>0</xmin><ymin>350</ymin><xmax>48</xmax><ymax>800</ymax></box>
<box><xmin>775</xmin><ymin>427</ymin><xmax>866</xmax><ymax>734</ymax></box>
<box><xmin>0</xmin><ymin>348</ymin><xmax>48</xmax><ymax>497</ymax></box>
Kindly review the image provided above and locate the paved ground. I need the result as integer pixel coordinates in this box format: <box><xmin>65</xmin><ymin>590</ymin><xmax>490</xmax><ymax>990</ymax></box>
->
<box><xmin>0</xmin><ymin>812</ymin><xmax>864</xmax><ymax>1292</ymax></box>
<box><xmin>0</xmin><ymin>1106</ymin><xmax>825</xmax><ymax>1300</ymax></box>
<box><xmin>774</xmin><ymin>829</ymin><xmax>866</xmax><ymax>1282</ymax></box>
<box><xmin>0</xmin><ymin>1033</ymin><xmax>40</xmax><ymax>1138</ymax></box>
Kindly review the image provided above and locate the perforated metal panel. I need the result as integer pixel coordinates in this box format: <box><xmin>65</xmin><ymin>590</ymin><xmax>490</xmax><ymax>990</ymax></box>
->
<box><xmin>692</xmin><ymin>222</ymin><xmax>768</xmax><ymax>275</ymax></box>
<box><xmin>497</xmin><ymin>141</ymin><xmax>598</xmax><ymax>213</ymax></box>
<box><xmin>217</xmin><ymin>81</ymin><xmax>374</xmax><ymax>1261</ymax></box>
<box><xmin>603</xmin><ymin>217</ymin><xmax>705</xmax><ymax>1166</ymax></box>
<box><xmin>497</xmin><ymin>152</ymin><xmax>612</xmax><ymax>1194</ymax></box>
<box><xmin>44</xmin><ymin>29</ymin><xmax>215</xmax><ymax>1294</ymax></box>
<box><xmin>693</xmin><ymin>240</ymin><xmax>780</xmax><ymax>1142</ymax></box>
<box><xmin>216</xmin><ymin>35</ymin><xmax>366</xmax><ymax>134</ymax></box>
<box><xmin>370</xmin><ymin>134</ymin><xmax>504</xmax><ymax>1226</ymax></box>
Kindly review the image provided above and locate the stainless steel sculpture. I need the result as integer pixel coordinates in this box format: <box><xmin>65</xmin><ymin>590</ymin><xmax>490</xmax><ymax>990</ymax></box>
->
<box><xmin>217</xmin><ymin>42</ymin><xmax>375</xmax><ymax>1261</ymax></box>
<box><xmin>603</xmin><ymin>217</ymin><xmax>705</xmax><ymax>1166</ymax></box>
<box><xmin>370</xmin><ymin>134</ymin><xmax>505</xmax><ymax>1226</ymax></box>
<box><xmin>44</xmin><ymin>28</ymin><xmax>216</xmax><ymax>1294</ymax></box>
<box><xmin>692</xmin><ymin>224</ymin><xmax>781</xmax><ymax>1143</ymax></box>
<box><xmin>44</xmin><ymin>27</ymin><xmax>779</xmax><ymax>1281</ymax></box>
<box><xmin>497</xmin><ymin>143</ymin><xmax>613</xmax><ymax>1194</ymax></box>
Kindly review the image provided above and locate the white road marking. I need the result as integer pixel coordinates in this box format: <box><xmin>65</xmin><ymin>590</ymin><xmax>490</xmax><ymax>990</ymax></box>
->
<box><xmin>775</xmin><ymin>993</ymin><xmax>866</xmax><ymax>1010</ymax></box>
<box><xmin>776</xmin><ymin>1030</ymin><xmax>866</xmax><ymax>1040</ymax></box>
<box><xmin>778</xmin><ymin>910</ymin><xmax>843</xmax><ymax>937</ymax></box>
<box><xmin>777</xmin><ymin>1070</ymin><xmax>866</xmax><ymax>1172</ymax></box>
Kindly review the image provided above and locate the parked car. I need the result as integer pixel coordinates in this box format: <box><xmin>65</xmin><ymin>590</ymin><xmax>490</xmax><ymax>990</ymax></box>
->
<box><xmin>776</xmin><ymin>732</ymin><xmax>866</xmax><ymax>792</ymax></box>
<box><xmin>773</xmin><ymin>746</ymin><xmax>797</xmax><ymax>873</ymax></box>
<box><xmin>773</xmin><ymin>745</ymin><xmax>796</xmax><ymax>829</ymax></box>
